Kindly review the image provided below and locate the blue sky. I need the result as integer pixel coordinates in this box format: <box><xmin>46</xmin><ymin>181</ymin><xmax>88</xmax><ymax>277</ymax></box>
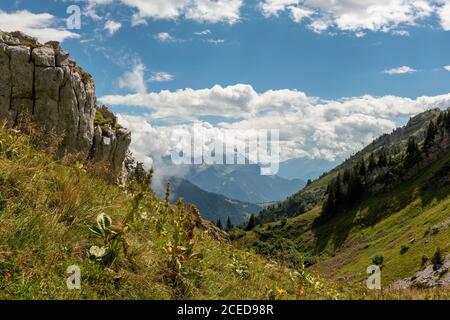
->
<box><xmin>2</xmin><ymin>0</ymin><xmax>450</xmax><ymax>166</ymax></box>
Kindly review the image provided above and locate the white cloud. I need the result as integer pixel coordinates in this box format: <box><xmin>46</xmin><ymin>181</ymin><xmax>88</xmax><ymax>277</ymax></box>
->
<box><xmin>0</xmin><ymin>10</ymin><xmax>79</xmax><ymax>43</ymax></box>
<box><xmin>121</xmin><ymin>0</ymin><xmax>243</xmax><ymax>24</ymax></box>
<box><xmin>117</xmin><ymin>61</ymin><xmax>147</xmax><ymax>94</ymax></box>
<box><xmin>259</xmin><ymin>0</ymin><xmax>435</xmax><ymax>34</ymax></box>
<box><xmin>101</xmin><ymin>84</ymin><xmax>450</xmax><ymax>163</ymax></box>
<box><xmin>150</xmin><ymin>72</ymin><xmax>175</xmax><ymax>82</ymax></box>
<box><xmin>289</xmin><ymin>6</ymin><xmax>314</xmax><ymax>23</ymax></box>
<box><xmin>392</xmin><ymin>30</ymin><xmax>410</xmax><ymax>36</ymax></box>
<box><xmin>438</xmin><ymin>2</ymin><xmax>450</xmax><ymax>31</ymax></box>
<box><xmin>444</xmin><ymin>65</ymin><xmax>450</xmax><ymax>71</ymax></box>
<box><xmin>194</xmin><ymin>29</ymin><xmax>211</xmax><ymax>36</ymax></box>
<box><xmin>206</xmin><ymin>39</ymin><xmax>225</xmax><ymax>44</ymax></box>
<box><xmin>155</xmin><ymin>32</ymin><xmax>176</xmax><ymax>42</ymax></box>
<box><xmin>383</xmin><ymin>66</ymin><xmax>417</xmax><ymax>75</ymax></box>
<box><xmin>104</xmin><ymin>20</ymin><xmax>122</xmax><ymax>35</ymax></box>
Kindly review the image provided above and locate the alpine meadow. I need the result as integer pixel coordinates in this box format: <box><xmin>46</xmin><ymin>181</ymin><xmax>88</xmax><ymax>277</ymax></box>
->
<box><xmin>0</xmin><ymin>0</ymin><xmax>449</xmax><ymax>306</ymax></box>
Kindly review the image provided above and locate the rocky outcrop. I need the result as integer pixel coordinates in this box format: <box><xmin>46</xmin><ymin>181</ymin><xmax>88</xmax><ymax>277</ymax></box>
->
<box><xmin>395</xmin><ymin>254</ymin><xmax>450</xmax><ymax>289</ymax></box>
<box><xmin>0</xmin><ymin>31</ymin><xmax>131</xmax><ymax>180</ymax></box>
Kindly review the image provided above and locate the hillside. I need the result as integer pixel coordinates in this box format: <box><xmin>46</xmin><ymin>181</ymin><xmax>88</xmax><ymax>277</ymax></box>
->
<box><xmin>0</xmin><ymin>126</ymin><xmax>301</xmax><ymax>299</ymax></box>
<box><xmin>1</xmin><ymin>126</ymin><xmax>448</xmax><ymax>299</ymax></box>
<box><xmin>257</xmin><ymin>108</ymin><xmax>446</xmax><ymax>224</ymax></box>
<box><xmin>237</xmin><ymin>108</ymin><xmax>450</xmax><ymax>287</ymax></box>
<box><xmin>162</xmin><ymin>177</ymin><xmax>261</xmax><ymax>226</ymax></box>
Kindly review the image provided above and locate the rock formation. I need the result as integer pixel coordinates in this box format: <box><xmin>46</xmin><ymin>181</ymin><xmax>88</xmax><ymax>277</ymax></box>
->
<box><xmin>395</xmin><ymin>254</ymin><xmax>450</xmax><ymax>289</ymax></box>
<box><xmin>0</xmin><ymin>31</ymin><xmax>131</xmax><ymax>180</ymax></box>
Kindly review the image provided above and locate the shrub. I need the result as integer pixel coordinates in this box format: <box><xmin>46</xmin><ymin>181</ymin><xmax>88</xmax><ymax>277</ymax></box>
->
<box><xmin>372</xmin><ymin>255</ymin><xmax>384</xmax><ymax>268</ymax></box>
<box><xmin>421</xmin><ymin>255</ymin><xmax>429</xmax><ymax>267</ymax></box>
<box><xmin>400</xmin><ymin>245</ymin><xmax>410</xmax><ymax>255</ymax></box>
<box><xmin>431</xmin><ymin>248</ymin><xmax>444</xmax><ymax>271</ymax></box>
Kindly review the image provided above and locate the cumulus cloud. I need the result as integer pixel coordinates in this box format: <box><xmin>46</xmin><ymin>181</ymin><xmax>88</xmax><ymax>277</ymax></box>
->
<box><xmin>444</xmin><ymin>65</ymin><xmax>450</xmax><ymax>71</ymax></box>
<box><xmin>150</xmin><ymin>72</ymin><xmax>175</xmax><ymax>82</ymax></box>
<box><xmin>0</xmin><ymin>10</ymin><xmax>79</xmax><ymax>43</ymax></box>
<box><xmin>102</xmin><ymin>84</ymin><xmax>450</xmax><ymax>164</ymax></box>
<box><xmin>259</xmin><ymin>0</ymin><xmax>435</xmax><ymax>34</ymax></box>
<box><xmin>121</xmin><ymin>0</ymin><xmax>243</xmax><ymax>24</ymax></box>
<box><xmin>194</xmin><ymin>29</ymin><xmax>211</xmax><ymax>36</ymax></box>
<box><xmin>155</xmin><ymin>32</ymin><xmax>176</xmax><ymax>42</ymax></box>
<box><xmin>206</xmin><ymin>39</ymin><xmax>225</xmax><ymax>44</ymax></box>
<box><xmin>438</xmin><ymin>1</ymin><xmax>450</xmax><ymax>31</ymax></box>
<box><xmin>104</xmin><ymin>20</ymin><xmax>122</xmax><ymax>35</ymax></box>
<box><xmin>384</xmin><ymin>66</ymin><xmax>417</xmax><ymax>75</ymax></box>
<box><xmin>117</xmin><ymin>61</ymin><xmax>147</xmax><ymax>94</ymax></box>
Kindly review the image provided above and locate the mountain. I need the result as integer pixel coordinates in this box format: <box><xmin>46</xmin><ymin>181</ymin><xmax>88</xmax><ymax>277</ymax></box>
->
<box><xmin>184</xmin><ymin>163</ymin><xmax>305</xmax><ymax>204</ymax></box>
<box><xmin>161</xmin><ymin>177</ymin><xmax>261</xmax><ymax>226</ymax></box>
<box><xmin>257</xmin><ymin>108</ymin><xmax>446</xmax><ymax>223</ymax></box>
<box><xmin>236</xmin><ymin>108</ymin><xmax>450</xmax><ymax>287</ymax></box>
<box><xmin>278</xmin><ymin>157</ymin><xmax>338</xmax><ymax>181</ymax></box>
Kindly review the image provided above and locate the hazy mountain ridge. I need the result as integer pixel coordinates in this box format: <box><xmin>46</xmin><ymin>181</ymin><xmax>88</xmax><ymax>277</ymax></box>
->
<box><xmin>185</xmin><ymin>163</ymin><xmax>305</xmax><ymax>204</ymax></box>
<box><xmin>161</xmin><ymin>177</ymin><xmax>261</xmax><ymax>225</ymax></box>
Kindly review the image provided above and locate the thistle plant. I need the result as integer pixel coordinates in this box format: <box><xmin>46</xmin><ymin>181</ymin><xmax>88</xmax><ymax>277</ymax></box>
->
<box><xmin>228</xmin><ymin>253</ymin><xmax>250</xmax><ymax>280</ymax></box>
<box><xmin>88</xmin><ymin>213</ymin><xmax>129</xmax><ymax>267</ymax></box>
<box><xmin>164</xmin><ymin>201</ymin><xmax>202</xmax><ymax>297</ymax></box>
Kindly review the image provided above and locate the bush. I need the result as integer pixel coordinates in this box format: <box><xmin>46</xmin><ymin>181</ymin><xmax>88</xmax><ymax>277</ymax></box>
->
<box><xmin>372</xmin><ymin>255</ymin><xmax>384</xmax><ymax>268</ymax></box>
<box><xmin>431</xmin><ymin>248</ymin><xmax>444</xmax><ymax>271</ymax></box>
<box><xmin>421</xmin><ymin>255</ymin><xmax>429</xmax><ymax>267</ymax></box>
<box><xmin>400</xmin><ymin>245</ymin><xmax>410</xmax><ymax>255</ymax></box>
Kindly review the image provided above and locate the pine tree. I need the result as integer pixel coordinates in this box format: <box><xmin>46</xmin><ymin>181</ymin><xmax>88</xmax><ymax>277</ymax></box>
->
<box><xmin>347</xmin><ymin>166</ymin><xmax>364</xmax><ymax>205</ymax></box>
<box><xmin>133</xmin><ymin>162</ymin><xmax>146</xmax><ymax>184</ymax></box>
<box><xmin>358</xmin><ymin>158</ymin><xmax>367</xmax><ymax>179</ymax></box>
<box><xmin>404</xmin><ymin>136</ymin><xmax>422</xmax><ymax>168</ymax></box>
<box><xmin>368</xmin><ymin>153</ymin><xmax>377</xmax><ymax>172</ymax></box>
<box><xmin>216</xmin><ymin>219</ymin><xmax>223</xmax><ymax>229</ymax></box>
<box><xmin>343</xmin><ymin>168</ymin><xmax>351</xmax><ymax>184</ymax></box>
<box><xmin>424</xmin><ymin>120</ymin><xmax>437</xmax><ymax>151</ymax></box>
<box><xmin>322</xmin><ymin>174</ymin><xmax>342</xmax><ymax>216</ymax></box>
<box><xmin>378</xmin><ymin>151</ymin><xmax>388</xmax><ymax>167</ymax></box>
<box><xmin>245</xmin><ymin>215</ymin><xmax>256</xmax><ymax>231</ymax></box>
<box><xmin>226</xmin><ymin>216</ymin><xmax>233</xmax><ymax>230</ymax></box>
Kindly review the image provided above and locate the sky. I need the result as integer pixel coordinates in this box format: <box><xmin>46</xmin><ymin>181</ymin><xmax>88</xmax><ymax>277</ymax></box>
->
<box><xmin>2</xmin><ymin>0</ymin><xmax>450</xmax><ymax>168</ymax></box>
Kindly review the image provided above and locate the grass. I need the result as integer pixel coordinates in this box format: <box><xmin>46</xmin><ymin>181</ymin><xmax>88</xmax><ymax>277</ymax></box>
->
<box><xmin>0</xmin><ymin>125</ymin><xmax>448</xmax><ymax>300</ymax></box>
<box><xmin>238</xmin><ymin>148</ymin><xmax>450</xmax><ymax>290</ymax></box>
<box><xmin>0</xmin><ymin>125</ymin><xmax>302</xmax><ymax>300</ymax></box>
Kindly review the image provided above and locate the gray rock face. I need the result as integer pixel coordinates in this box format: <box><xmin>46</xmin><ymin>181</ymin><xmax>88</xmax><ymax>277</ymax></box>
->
<box><xmin>0</xmin><ymin>30</ymin><xmax>131</xmax><ymax>181</ymax></box>
<box><xmin>395</xmin><ymin>254</ymin><xmax>450</xmax><ymax>289</ymax></box>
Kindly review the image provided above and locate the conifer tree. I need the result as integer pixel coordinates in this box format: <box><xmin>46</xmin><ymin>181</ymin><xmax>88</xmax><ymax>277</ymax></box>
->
<box><xmin>378</xmin><ymin>151</ymin><xmax>388</xmax><ymax>167</ymax></box>
<box><xmin>368</xmin><ymin>153</ymin><xmax>377</xmax><ymax>171</ymax></box>
<box><xmin>245</xmin><ymin>214</ymin><xmax>256</xmax><ymax>231</ymax></box>
<box><xmin>404</xmin><ymin>136</ymin><xmax>422</xmax><ymax>168</ymax></box>
<box><xmin>226</xmin><ymin>216</ymin><xmax>233</xmax><ymax>230</ymax></box>
<box><xmin>424</xmin><ymin>120</ymin><xmax>437</xmax><ymax>151</ymax></box>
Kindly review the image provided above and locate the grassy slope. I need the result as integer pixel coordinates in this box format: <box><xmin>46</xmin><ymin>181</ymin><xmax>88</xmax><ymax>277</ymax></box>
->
<box><xmin>237</xmin><ymin>149</ymin><xmax>450</xmax><ymax>286</ymax></box>
<box><xmin>0</xmin><ymin>127</ymin><xmax>297</xmax><ymax>300</ymax></box>
<box><xmin>0</xmin><ymin>127</ymin><xmax>448</xmax><ymax>300</ymax></box>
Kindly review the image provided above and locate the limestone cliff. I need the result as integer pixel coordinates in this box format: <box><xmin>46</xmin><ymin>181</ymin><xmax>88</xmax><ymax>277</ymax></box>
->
<box><xmin>0</xmin><ymin>31</ymin><xmax>131</xmax><ymax>180</ymax></box>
